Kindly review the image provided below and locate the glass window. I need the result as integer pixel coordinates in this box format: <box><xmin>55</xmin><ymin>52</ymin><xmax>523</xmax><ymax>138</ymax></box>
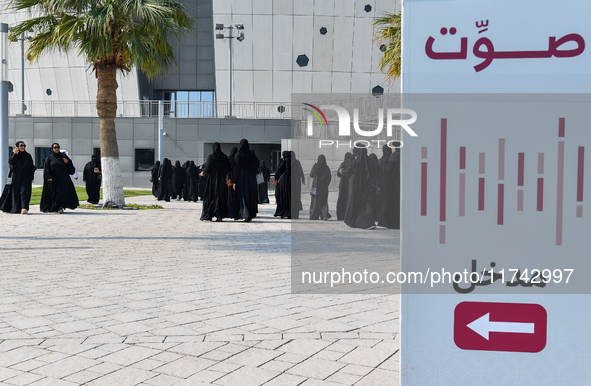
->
<box><xmin>35</xmin><ymin>147</ymin><xmax>52</xmax><ymax>169</ymax></box>
<box><xmin>155</xmin><ymin>91</ymin><xmax>216</xmax><ymax>118</ymax></box>
<box><xmin>135</xmin><ymin>149</ymin><xmax>155</xmax><ymax>171</ymax></box>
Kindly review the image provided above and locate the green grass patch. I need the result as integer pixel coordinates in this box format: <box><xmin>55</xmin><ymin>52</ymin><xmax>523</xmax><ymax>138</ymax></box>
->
<box><xmin>79</xmin><ymin>203</ymin><xmax>163</xmax><ymax>210</ymax></box>
<box><xmin>30</xmin><ymin>186</ymin><xmax>153</xmax><ymax>206</ymax></box>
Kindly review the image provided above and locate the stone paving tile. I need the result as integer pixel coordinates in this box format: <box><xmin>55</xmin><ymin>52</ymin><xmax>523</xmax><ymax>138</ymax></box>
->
<box><xmin>286</xmin><ymin>357</ymin><xmax>346</xmax><ymax>380</ymax></box>
<box><xmin>0</xmin><ymin>197</ymin><xmax>399</xmax><ymax>386</ymax></box>
<box><xmin>3</xmin><ymin>371</ymin><xmax>45</xmax><ymax>385</ymax></box>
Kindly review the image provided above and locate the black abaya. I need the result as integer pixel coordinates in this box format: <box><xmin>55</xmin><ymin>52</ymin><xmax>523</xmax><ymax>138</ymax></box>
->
<box><xmin>40</xmin><ymin>150</ymin><xmax>79</xmax><ymax>212</ymax></box>
<box><xmin>378</xmin><ymin>150</ymin><xmax>401</xmax><ymax>229</ymax></box>
<box><xmin>0</xmin><ymin>149</ymin><xmax>36</xmax><ymax>213</ymax></box>
<box><xmin>309</xmin><ymin>154</ymin><xmax>332</xmax><ymax>220</ymax></box>
<box><xmin>336</xmin><ymin>152</ymin><xmax>353</xmax><ymax>221</ymax></box>
<box><xmin>233</xmin><ymin>139</ymin><xmax>259</xmax><ymax>220</ymax></box>
<box><xmin>258</xmin><ymin>160</ymin><xmax>270</xmax><ymax>204</ymax></box>
<box><xmin>82</xmin><ymin>156</ymin><xmax>102</xmax><ymax>204</ymax></box>
<box><xmin>291</xmin><ymin>151</ymin><xmax>305</xmax><ymax>218</ymax></box>
<box><xmin>171</xmin><ymin>160</ymin><xmax>185</xmax><ymax>200</ymax></box>
<box><xmin>186</xmin><ymin>161</ymin><xmax>200</xmax><ymax>202</ymax></box>
<box><xmin>274</xmin><ymin>152</ymin><xmax>292</xmax><ymax>219</ymax></box>
<box><xmin>157</xmin><ymin>158</ymin><xmax>172</xmax><ymax>202</ymax></box>
<box><xmin>151</xmin><ymin>161</ymin><xmax>160</xmax><ymax>197</ymax></box>
<box><xmin>227</xmin><ymin>147</ymin><xmax>239</xmax><ymax>218</ymax></box>
<box><xmin>344</xmin><ymin>147</ymin><xmax>377</xmax><ymax>229</ymax></box>
<box><xmin>201</xmin><ymin>143</ymin><xmax>231</xmax><ymax>221</ymax></box>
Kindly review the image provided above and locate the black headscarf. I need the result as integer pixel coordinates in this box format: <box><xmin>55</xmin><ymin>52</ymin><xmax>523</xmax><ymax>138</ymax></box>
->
<box><xmin>91</xmin><ymin>155</ymin><xmax>101</xmax><ymax>171</ymax></box>
<box><xmin>50</xmin><ymin>143</ymin><xmax>66</xmax><ymax>161</ymax></box>
<box><xmin>379</xmin><ymin>144</ymin><xmax>393</xmax><ymax>167</ymax></box>
<box><xmin>207</xmin><ymin>142</ymin><xmax>230</xmax><ymax>174</ymax></box>
<box><xmin>315</xmin><ymin>154</ymin><xmax>331</xmax><ymax>181</ymax></box>
<box><xmin>282</xmin><ymin>151</ymin><xmax>290</xmax><ymax>159</ymax></box>
<box><xmin>234</xmin><ymin>139</ymin><xmax>259</xmax><ymax>174</ymax></box>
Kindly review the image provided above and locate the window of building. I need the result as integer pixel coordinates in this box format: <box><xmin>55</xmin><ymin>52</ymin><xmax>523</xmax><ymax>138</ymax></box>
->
<box><xmin>35</xmin><ymin>147</ymin><xmax>52</xmax><ymax>169</ymax></box>
<box><xmin>155</xmin><ymin>90</ymin><xmax>216</xmax><ymax>118</ymax></box>
<box><xmin>271</xmin><ymin>150</ymin><xmax>282</xmax><ymax>173</ymax></box>
<box><xmin>135</xmin><ymin>149</ymin><xmax>155</xmax><ymax>171</ymax></box>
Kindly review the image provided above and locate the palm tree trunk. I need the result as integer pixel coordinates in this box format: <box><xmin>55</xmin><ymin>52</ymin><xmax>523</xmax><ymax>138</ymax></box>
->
<box><xmin>96</xmin><ymin>64</ymin><xmax>125</xmax><ymax>208</ymax></box>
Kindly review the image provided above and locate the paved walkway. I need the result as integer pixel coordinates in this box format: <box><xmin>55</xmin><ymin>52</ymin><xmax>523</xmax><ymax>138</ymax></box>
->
<box><xmin>0</xmin><ymin>195</ymin><xmax>399</xmax><ymax>386</ymax></box>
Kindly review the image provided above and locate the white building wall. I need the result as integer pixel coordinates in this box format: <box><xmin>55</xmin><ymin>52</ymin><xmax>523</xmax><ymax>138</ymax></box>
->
<box><xmin>213</xmin><ymin>0</ymin><xmax>400</xmax><ymax>104</ymax></box>
<box><xmin>1</xmin><ymin>10</ymin><xmax>140</xmax><ymax>112</ymax></box>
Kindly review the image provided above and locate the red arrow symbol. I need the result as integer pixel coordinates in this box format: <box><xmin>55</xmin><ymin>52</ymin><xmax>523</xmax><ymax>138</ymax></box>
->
<box><xmin>454</xmin><ymin>301</ymin><xmax>547</xmax><ymax>353</ymax></box>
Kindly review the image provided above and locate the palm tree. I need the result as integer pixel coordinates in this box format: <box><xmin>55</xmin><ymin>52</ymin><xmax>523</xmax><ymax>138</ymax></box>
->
<box><xmin>8</xmin><ymin>0</ymin><xmax>194</xmax><ymax>208</ymax></box>
<box><xmin>373</xmin><ymin>12</ymin><xmax>401</xmax><ymax>85</ymax></box>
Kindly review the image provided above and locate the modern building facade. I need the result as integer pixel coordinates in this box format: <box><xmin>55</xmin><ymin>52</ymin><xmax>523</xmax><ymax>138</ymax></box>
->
<box><xmin>2</xmin><ymin>0</ymin><xmax>400</xmax><ymax>188</ymax></box>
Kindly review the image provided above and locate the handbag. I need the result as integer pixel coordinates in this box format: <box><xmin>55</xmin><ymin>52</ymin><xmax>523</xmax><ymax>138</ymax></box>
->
<box><xmin>5</xmin><ymin>171</ymin><xmax>12</xmax><ymax>186</ymax></box>
<box><xmin>310</xmin><ymin>187</ymin><xmax>317</xmax><ymax>196</ymax></box>
<box><xmin>256</xmin><ymin>172</ymin><xmax>264</xmax><ymax>185</ymax></box>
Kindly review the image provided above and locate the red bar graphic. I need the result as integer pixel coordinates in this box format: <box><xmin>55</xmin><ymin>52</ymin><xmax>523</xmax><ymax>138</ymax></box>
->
<box><xmin>577</xmin><ymin>147</ymin><xmax>585</xmax><ymax>202</ymax></box>
<box><xmin>421</xmin><ymin>162</ymin><xmax>427</xmax><ymax>216</ymax></box>
<box><xmin>422</xmin><ymin>146</ymin><xmax>428</xmax><ymax>159</ymax></box>
<box><xmin>498</xmin><ymin>184</ymin><xmax>504</xmax><ymax>225</ymax></box>
<box><xmin>478</xmin><ymin>178</ymin><xmax>485</xmax><ymax>211</ymax></box>
<box><xmin>538</xmin><ymin>153</ymin><xmax>544</xmax><ymax>174</ymax></box>
<box><xmin>517</xmin><ymin>190</ymin><xmax>524</xmax><ymax>211</ymax></box>
<box><xmin>479</xmin><ymin>153</ymin><xmax>485</xmax><ymax>174</ymax></box>
<box><xmin>459</xmin><ymin>173</ymin><xmax>466</xmax><ymax>216</ymax></box>
<box><xmin>460</xmin><ymin>147</ymin><xmax>466</xmax><ymax>169</ymax></box>
<box><xmin>559</xmin><ymin>118</ymin><xmax>565</xmax><ymax>137</ymax></box>
<box><xmin>439</xmin><ymin>225</ymin><xmax>446</xmax><ymax>244</ymax></box>
<box><xmin>498</xmin><ymin>139</ymin><xmax>505</xmax><ymax>180</ymax></box>
<box><xmin>577</xmin><ymin>205</ymin><xmax>583</xmax><ymax>218</ymax></box>
<box><xmin>537</xmin><ymin>178</ymin><xmax>544</xmax><ymax>211</ymax></box>
<box><xmin>518</xmin><ymin>153</ymin><xmax>524</xmax><ymax>186</ymax></box>
<box><xmin>441</xmin><ymin>119</ymin><xmax>447</xmax><ymax>222</ymax></box>
<box><xmin>557</xmin><ymin>141</ymin><xmax>564</xmax><ymax>246</ymax></box>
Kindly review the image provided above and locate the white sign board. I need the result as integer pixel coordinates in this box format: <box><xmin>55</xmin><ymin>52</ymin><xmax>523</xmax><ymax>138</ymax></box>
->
<box><xmin>401</xmin><ymin>1</ymin><xmax>591</xmax><ymax>384</ymax></box>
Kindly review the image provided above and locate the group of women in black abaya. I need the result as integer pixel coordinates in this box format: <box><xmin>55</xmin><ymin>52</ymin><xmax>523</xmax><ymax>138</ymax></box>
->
<box><xmin>338</xmin><ymin>144</ymin><xmax>400</xmax><ymax>230</ymax></box>
<box><xmin>151</xmin><ymin>159</ymin><xmax>204</xmax><ymax>203</ymax></box>
<box><xmin>199</xmin><ymin>139</ymin><xmax>261</xmax><ymax>222</ymax></box>
<box><xmin>271</xmin><ymin>145</ymin><xmax>400</xmax><ymax>229</ymax></box>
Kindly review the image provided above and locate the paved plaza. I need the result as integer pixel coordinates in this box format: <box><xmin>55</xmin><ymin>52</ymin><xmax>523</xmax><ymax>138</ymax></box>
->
<box><xmin>0</xmin><ymin>194</ymin><xmax>399</xmax><ymax>385</ymax></box>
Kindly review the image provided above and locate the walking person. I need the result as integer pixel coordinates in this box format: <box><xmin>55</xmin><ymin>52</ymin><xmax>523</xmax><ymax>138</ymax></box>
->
<box><xmin>150</xmin><ymin>160</ymin><xmax>160</xmax><ymax>197</ymax></box>
<box><xmin>309</xmin><ymin>154</ymin><xmax>332</xmax><ymax>220</ymax></box>
<box><xmin>344</xmin><ymin>145</ymin><xmax>377</xmax><ymax>229</ymax></box>
<box><xmin>157</xmin><ymin>158</ymin><xmax>172</xmax><ymax>202</ymax></box>
<box><xmin>378</xmin><ymin>146</ymin><xmax>401</xmax><ymax>229</ymax></box>
<box><xmin>40</xmin><ymin>143</ymin><xmax>79</xmax><ymax>213</ymax></box>
<box><xmin>232</xmin><ymin>139</ymin><xmax>259</xmax><ymax>222</ymax></box>
<box><xmin>185</xmin><ymin>161</ymin><xmax>200</xmax><ymax>202</ymax></box>
<box><xmin>171</xmin><ymin>160</ymin><xmax>185</xmax><ymax>200</ymax></box>
<box><xmin>82</xmin><ymin>154</ymin><xmax>102</xmax><ymax>204</ymax></box>
<box><xmin>274</xmin><ymin>151</ymin><xmax>291</xmax><ymax>219</ymax></box>
<box><xmin>258</xmin><ymin>160</ymin><xmax>271</xmax><ymax>204</ymax></box>
<box><xmin>290</xmin><ymin>151</ymin><xmax>305</xmax><ymax>219</ymax></box>
<box><xmin>0</xmin><ymin>141</ymin><xmax>36</xmax><ymax>214</ymax></box>
<box><xmin>336</xmin><ymin>152</ymin><xmax>353</xmax><ymax>221</ymax></box>
<box><xmin>60</xmin><ymin>149</ymin><xmax>78</xmax><ymax>181</ymax></box>
<box><xmin>227</xmin><ymin>146</ymin><xmax>239</xmax><ymax>218</ymax></box>
<box><xmin>200</xmin><ymin>143</ymin><xmax>230</xmax><ymax>221</ymax></box>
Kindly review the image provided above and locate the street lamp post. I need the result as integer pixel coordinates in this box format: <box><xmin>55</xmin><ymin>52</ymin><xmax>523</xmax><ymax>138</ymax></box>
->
<box><xmin>215</xmin><ymin>23</ymin><xmax>245</xmax><ymax>118</ymax></box>
<box><xmin>15</xmin><ymin>33</ymin><xmax>31</xmax><ymax>115</ymax></box>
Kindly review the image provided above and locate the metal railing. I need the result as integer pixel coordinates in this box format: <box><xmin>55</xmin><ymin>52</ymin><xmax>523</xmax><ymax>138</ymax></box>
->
<box><xmin>9</xmin><ymin>100</ymin><xmax>297</xmax><ymax>119</ymax></box>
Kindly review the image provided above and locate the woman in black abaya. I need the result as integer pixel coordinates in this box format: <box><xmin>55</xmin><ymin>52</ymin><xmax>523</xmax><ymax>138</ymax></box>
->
<box><xmin>40</xmin><ymin>143</ymin><xmax>79</xmax><ymax>213</ymax></box>
<box><xmin>0</xmin><ymin>141</ymin><xmax>36</xmax><ymax>214</ymax></box>
<box><xmin>344</xmin><ymin>146</ymin><xmax>377</xmax><ymax>229</ymax></box>
<box><xmin>151</xmin><ymin>161</ymin><xmax>160</xmax><ymax>197</ymax></box>
<box><xmin>201</xmin><ymin>143</ymin><xmax>231</xmax><ymax>221</ymax></box>
<box><xmin>186</xmin><ymin>161</ymin><xmax>200</xmax><ymax>202</ymax></box>
<box><xmin>157</xmin><ymin>158</ymin><xmax>172</xmax><ymax>202</ymax></box>
<box><xmin>309</xmin><ymin>154</ymin><xmax>332</xmax><ymax>220</ymax></box>
<box><xmin>232</xmin><ymin>139</ymin><xmax>259</xmax><ymax>221</ymax></box>
<box><xmin>82</xmin><ymin>155</ymin><xmax>102</xmax><ymax>204</ymax></box>
<box><xmin>227</xmin><ymin>146</ymin><xmax>239</xmax><ymax>218</ymax></box>
<box><xmin>336</xmin><ymin>152</ymin><xmax>352</xmax><ymax>221</ymax></box>
<box><xmin>274</xmin><ymin>151</ymin><xmax>291</xmax><ymax>219</ymax></box>
<box><xmin>290</xmin><ymin>151</ymin><xmax>305</xmax><ymax>218</ymax></box>
<box><xmin>378</xmin><ymin>146</ymin><xmax>401</xmax><ymax>229</ymax></box>
<box><xmin>171</xmin><ymin>160</ymin><xmax>185</xmax><ymax>200</ymax></box>
<box><xmin>258</xmin><ymin>160</ymin><xmax>271</xmax><ymax>204</ymax></box>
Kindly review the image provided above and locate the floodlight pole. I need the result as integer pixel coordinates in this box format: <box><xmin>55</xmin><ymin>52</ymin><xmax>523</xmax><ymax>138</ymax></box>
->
<box><xmin>158</xmin><ymin>100</ymin><xmax>163</xmax><ymax>163</ymax></box>
<box><xmin>0</xmin><ymin>23</ymin><xmax>9</xmax><ymax>192</ymax></box>
<box><xmin>228</xmin><ymin>26</ymin><xmax>233</xmax><ymax>117</ymax></box>
<box><xmin>20</xmin><ymin>33</ymin><xmax>24</xmax><ymax>115</ymax></box>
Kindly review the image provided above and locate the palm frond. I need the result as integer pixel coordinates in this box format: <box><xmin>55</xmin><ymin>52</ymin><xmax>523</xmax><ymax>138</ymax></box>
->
<box><xmin>372</xmin><ymin>12</ymin><xmax>401</xmax><ymax>85</ymax></box>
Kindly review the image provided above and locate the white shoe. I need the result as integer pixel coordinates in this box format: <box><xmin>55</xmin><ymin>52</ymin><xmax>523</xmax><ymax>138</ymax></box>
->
<box><xmin>21</xmin><ymin>209</ymin><xmax>27</xmax><ymax>214</ymax></box>
<box><xmin>367</xmin><ymin>225</ymin><xmax>376</xmax><ymax>230</ymax></box>
<box><xmin>58</xmin><ymin>208</ymin><xmax>65</xmax><ymax>214</ymax></box>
